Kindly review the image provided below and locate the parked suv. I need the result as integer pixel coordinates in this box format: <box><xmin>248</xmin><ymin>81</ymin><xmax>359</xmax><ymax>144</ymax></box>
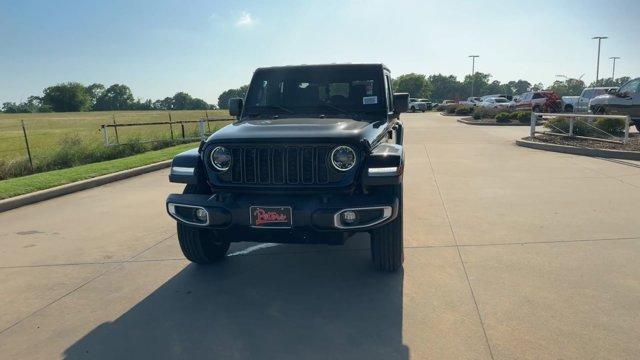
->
<box><xmin>409</xmin><ymin>98</ymin><xmax>428</xmax><ymax>112</ymax></box>
<box><xmin>515</xmin><ymin>91</ymin><xmax>561</xmax><ymax>112</ymax></box>
<box><xmin>589</xmin><ymin>77</ymin><xmax>640</xmax><ymax>131</ymax></box>
<box><xmin>562</xmin><ymin>87</ymin><xmax>618</xmax><ymax>113</ymax></box>
<box><xmin>166</xmin><ymin>64</ymin><xmax>409</xmax><ymax>272</ymax></box>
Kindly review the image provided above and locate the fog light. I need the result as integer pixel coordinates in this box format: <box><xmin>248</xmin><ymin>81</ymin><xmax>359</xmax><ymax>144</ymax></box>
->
<box><xmin>195</xmin><ymin>208</ymin><xmax>208</xmax><ymax>222</ymax></box>
<box><xmin>342</xmin><ymin>210</ymin><xmax>357</xmax><ymax>224</ymax></box>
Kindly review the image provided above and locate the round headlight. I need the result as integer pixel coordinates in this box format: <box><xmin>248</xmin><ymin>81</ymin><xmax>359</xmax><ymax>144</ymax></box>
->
<box><xmin>331</xmin><ymin>146</ymin><xmax>356</xmax><ymax>171</ymax></box>
<box><xmin>210</xmin><ymin>146</ymin><xmax>231</xmax><ymax>171</ymax></box>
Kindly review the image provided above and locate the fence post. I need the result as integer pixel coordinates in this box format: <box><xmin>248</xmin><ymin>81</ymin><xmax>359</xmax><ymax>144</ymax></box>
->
<box><xmin>569</xmin><ymin>117</ymin><xmax>574</xmax><ymax>137</ymax></box>
<box><xmin>168</xmin><ymin>112</ymin><xmax>174</xmax><ymax>140</ymax></box>
<box><xmin>198</xmin><ymin>119</ymin><xmax>206</xmax><ymax>140</ymax></box>
<box><xmin>530</xmin><ymin>112</ymin><xmax>536</xmax><ymax>138</ymax></box>
<box><xmin>181</xmin><ymin>123</ymin><xmax>185</xmax><ymax>139</ymax></box>
<box><xmin>205</xmin><ymin>110</ymin><xmax>209</xmax><ymax>119</ymax></box>
<box><xmin>101</xmin><ymin>124</ymin><xmax>110</xmax><ymax>146</ymax></box>
<box><xmin>21</xmin><ymin>120</ymin><xmax>34</xmax><ymax>170</ymax></box>
<box><xmin>112</xmin><ymin>115</ymin><xmax>120</xmax><ymax>144</ymax></box>
<box><xmin>623</xmin><ymin>116</ymin><xmax>630</xmax><ymax>144</ymax></box>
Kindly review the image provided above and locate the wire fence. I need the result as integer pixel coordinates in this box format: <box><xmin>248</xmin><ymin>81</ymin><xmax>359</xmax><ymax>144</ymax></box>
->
<box><xmin>0</xmin><ymin>110</ymin><xmax>232</xmax><ymax>176</ymax></box>
<box><xmin>529</xmin><ymin>112</ymin><xmax>632</xmax><ymax>144</ymax></box>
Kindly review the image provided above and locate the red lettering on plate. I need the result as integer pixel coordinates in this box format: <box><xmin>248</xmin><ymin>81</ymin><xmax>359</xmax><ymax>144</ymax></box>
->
<box><xmin>254</xmin><ymin>209</ymin><xmax>288</xmax><ymax>225</ymax></box>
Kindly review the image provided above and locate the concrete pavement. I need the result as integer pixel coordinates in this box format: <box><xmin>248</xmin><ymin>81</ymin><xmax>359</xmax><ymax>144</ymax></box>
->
<box><xmin>0</xmin><ymin>112</ymin><xmax>639</xmax><ymax>359</ymax></box>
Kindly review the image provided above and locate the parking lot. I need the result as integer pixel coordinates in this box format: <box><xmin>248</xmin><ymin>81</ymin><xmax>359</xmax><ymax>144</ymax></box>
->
<box><xmin>1</xmin><ymin>112</ymin><xmax>639</xmax><ymax>359</ymax></box>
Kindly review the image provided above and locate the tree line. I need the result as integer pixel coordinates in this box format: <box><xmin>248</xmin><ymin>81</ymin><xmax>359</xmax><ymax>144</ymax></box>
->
<box><xmin>6</xmin><ymin>73</ymin><xmax>632</xmax><ymax>114</ymax></box>
<box><xmin>393</xmin><ymin>72</ymin><xmax>631</xmax><ymax>101</ymax></box>
<box><xmin>2</xmin><ymin>82</ymin><xmax>215</xmax><ymax>113</ymax></box>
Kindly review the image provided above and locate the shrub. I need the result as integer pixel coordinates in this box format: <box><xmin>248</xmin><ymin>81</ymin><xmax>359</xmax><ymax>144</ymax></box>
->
<box><xmin>495</xmin><ymin>112</ymin><xmax>511</xmax><ymax>123</ymax></box>
<box><xmin>544</xmin><ymin>117</ymin><xmax>596</xmax><ymax>137</ymax></box>
<box><xmin>0</xmin><ymin>158</ymin><xmax>34</xmax><ymax>180</ymax></box>
<box><xmin>472</xmin><ymin>107</ymin><xmax>499</xmax><ymax>119</ymax></box>
<box><xmin>594</xmin><ymin>117</ymin><xmax>625</xmax><ymax>136</ymax></box>
<box><xmin>516</xmin><ymin>111</ymin><xmax>532</xmax><ymax>123</ymax></box>
<box><xmin>444</xmin><ymin>104</ymin><xmax>457</xmax><ymax>114</ymax></box>
<box><xmin>454</xmin><ymin>105</ymin><xmax>473</xmax><ymax>115</ymax></box>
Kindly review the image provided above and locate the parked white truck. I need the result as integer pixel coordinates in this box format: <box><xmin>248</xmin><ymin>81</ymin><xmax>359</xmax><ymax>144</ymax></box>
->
<box><xmin>561</xmin><ymin>87</ymin><xmax>618</xmax><ymax>113</ymax></box>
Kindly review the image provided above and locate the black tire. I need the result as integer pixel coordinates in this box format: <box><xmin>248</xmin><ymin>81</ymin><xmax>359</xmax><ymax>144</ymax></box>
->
<box><xmin>410</xmin><ymin>106</ymin><xmax>416</xmax><ymax>112</ymax></box>
<box><xmin>370</xmin><ymin>184</ymin><xmax>404</xmax><ymax>272</ymax></box>
<box><xmin>532</xmin><ymin>105</ymin><xmax>541</xmax><ymax>113</ymax></box>
<box><xmin>564</xmin><ymin>105</ymin><xmax>573</xmax><ymax>113</ymax></box>
<box><xmin>177</xmin><ymin>184</ymin><xmax>230</xmax><ymax>264</ymax></box>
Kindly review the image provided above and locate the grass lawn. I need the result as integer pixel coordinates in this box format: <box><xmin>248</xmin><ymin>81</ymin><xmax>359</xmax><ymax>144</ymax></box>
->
<box><xmin>0</xmin><ymin>109</ymin><xmax>229</xmax><ymax>162</ymax></box>
<box><xmin>0</xmin><ymin>142</ymin><xmax>198</xmax><ymax>200</ymax></box>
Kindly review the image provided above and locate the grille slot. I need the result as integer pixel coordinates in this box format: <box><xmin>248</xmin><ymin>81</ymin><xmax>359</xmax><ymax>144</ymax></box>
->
<box><xmin>218</xmin><ymin>144</ymin><xmax>345</xmax><ymax>186</ymax></box>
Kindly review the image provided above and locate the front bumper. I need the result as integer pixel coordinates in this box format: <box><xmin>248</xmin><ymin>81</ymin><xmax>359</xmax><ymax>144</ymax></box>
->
<box><xmin>166</xmin><ymin>191</ymin><xmax>399</xmax><ymax>240</ymax></box>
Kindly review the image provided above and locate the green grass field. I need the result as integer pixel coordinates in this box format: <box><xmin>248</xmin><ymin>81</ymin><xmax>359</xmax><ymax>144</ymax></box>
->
<box><xmin>0</xmin><ymin>142</ymin><xmax>198</xmax><ymax>200</ymax></box>
<box><xmin>0</xmin><ymin>110</ymin><xmax>230</xmax><ymax>162</ymax></box>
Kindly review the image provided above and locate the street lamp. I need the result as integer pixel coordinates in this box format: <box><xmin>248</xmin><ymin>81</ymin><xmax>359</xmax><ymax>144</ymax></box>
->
<box><xmin>469</xmin><ymin>55</ymin><xmax>479</xmax><ymax>97</ymax></box>
<box><xmin>609</xmin><ymin>56</ymin><xmax>620</xmax><ymax>80</ymax></box>
<box><xmin>592</xmin><ymin>36</ymin><xmax>608</xmax><ymax>84</ymax></box>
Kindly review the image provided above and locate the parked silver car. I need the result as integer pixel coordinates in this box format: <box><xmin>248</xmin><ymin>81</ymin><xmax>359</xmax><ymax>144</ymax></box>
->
<box><xmin>589</xmin><ymin>78</ymin><xmax>640</xmax><ymax>131</ymax></box>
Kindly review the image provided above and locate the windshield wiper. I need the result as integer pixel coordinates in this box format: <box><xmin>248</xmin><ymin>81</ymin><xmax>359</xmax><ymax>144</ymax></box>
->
<box><xmin>317</xmin><ymin>102</ymin><xmax>350</xmax><ymax>115</ymax></box>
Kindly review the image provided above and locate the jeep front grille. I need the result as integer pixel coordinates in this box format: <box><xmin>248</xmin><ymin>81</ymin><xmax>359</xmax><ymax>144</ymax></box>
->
<box><xmin>215</xmin><ymin>145</ymin><xmax>345</xmax><ymax>187</ymax></box>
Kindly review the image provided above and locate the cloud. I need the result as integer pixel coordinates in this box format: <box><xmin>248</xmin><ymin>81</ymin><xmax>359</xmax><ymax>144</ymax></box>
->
<box><xmin>235</xmin><ymin>11</ymin><xmax>253</xmax><ymax>27</ymax></box>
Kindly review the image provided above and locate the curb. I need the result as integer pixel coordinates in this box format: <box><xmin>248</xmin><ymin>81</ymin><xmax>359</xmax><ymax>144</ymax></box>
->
<box><xmin>0</xmin><ymin>160</ymin><xmax>172</xmax><ymax>213</ymax></box>
<box><xmin>515</xmin><ymin>138</ymin><xmax>640</xmax><ymax>160</ymax></box>
<box><xmin>457</xmin><ymin>118</ymin><xmax>531</xmax><ymax>126</ymax></box>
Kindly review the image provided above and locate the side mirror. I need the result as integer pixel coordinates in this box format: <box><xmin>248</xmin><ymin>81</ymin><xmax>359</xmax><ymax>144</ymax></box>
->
<box><xmin>228</xmin><ymin>98</ymin><xmax>243</xmax><ymax>117</ymax></box>
<box><xmin>393</xmin><ymin>93</ymin><xmax>409</xmax><ymax>114</ymax></box>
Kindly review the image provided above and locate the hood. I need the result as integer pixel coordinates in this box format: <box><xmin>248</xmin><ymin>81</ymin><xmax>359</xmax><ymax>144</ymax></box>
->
<box><xmin>206</xmin><ymin>117</ymin><xmax>387</xmax><ymax>145</ymax></box>
<box><xmin>589</xmin><ymin>94</ymin><xmax>613</xmax><ymax>105</ymax></box>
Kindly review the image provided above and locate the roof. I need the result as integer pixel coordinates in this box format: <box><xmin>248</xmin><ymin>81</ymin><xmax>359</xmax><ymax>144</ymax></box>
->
<box><xmin>254</xmin><ymin>63</ymin><xmax>390</xmax><ymax>73</ymax></box>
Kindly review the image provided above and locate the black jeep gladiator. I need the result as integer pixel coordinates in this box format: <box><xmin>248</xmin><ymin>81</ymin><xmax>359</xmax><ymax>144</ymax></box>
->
<box><xmin>166</xmin><ymin>64</ymin><xmax>409</xmax><ymax>272</ymax></box>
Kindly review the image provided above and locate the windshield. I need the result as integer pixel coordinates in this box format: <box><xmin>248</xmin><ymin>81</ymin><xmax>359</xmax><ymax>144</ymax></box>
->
<box><xmin>493</xmin><ymin>98</ymin><xmax>508</xmax><ymax>103</ymax></box>
<box><xmin>244</xmin><ymin>67</ymin><xmax>386</xmax><ymax>117</ymax></box>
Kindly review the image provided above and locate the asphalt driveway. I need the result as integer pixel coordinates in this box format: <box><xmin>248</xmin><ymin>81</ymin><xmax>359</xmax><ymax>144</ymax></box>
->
<box><xmin>1</xmin><ymin>112</ymin><xmax>639</xmax><ymax>359</ymax></box>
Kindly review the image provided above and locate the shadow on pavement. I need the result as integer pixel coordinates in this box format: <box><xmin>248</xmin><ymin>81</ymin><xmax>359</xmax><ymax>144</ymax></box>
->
<box><xmin>63</xmin><ymin>235</ymin><xmax>408</xmax><ymax>360</ymax></box>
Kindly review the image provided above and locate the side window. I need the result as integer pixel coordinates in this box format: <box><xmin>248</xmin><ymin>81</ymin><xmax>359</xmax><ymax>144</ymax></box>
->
<box><xmin>385</xmin><ymin>75</ymin><xmax>393</xmax><ymax>113</ymax></box>
<box><xmin>583</xmin><ymin>89</ymin><xmax>594</xmax><ymax>99</ymax></box>
<box><xmin>532</xmin><ymin>93</ymin><xmax>543</xmax><ymax>100</ymax></box>
<box><xmin>620</xmin><ymin>79</ymin><xmax>640</xmax><ymax>94</ymax></box>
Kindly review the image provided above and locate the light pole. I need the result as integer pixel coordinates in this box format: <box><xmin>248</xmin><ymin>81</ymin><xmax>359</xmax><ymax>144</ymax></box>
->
<box><xmin>592</xmin><ymin>36</ymin><xmax>608</xmax><ymax>84</ymax></box>
<box><xmin>469</xmin><ymin>55</ymin><xmax>479</xmax><ymax>97</ymax></box>
<box><xmin>609</xmin><ymin>56</ymin><xmax>620</xmax><ymax>80</ymax></box>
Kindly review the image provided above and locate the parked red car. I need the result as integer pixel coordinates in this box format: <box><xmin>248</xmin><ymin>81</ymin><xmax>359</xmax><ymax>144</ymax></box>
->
<box><xmin>514</xmin><ymin>91</ymin><xmax>561</xmax><ymax>113</ymax></box>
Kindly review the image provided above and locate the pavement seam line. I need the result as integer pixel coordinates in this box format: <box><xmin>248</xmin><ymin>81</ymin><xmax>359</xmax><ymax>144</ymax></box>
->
<box><xmin>3</xmin><ymin>235</ymin><xmax>638</xmax><ymax>271</ymax></box>
<box><xmin>423</xmin><ymin>143</ymin><xmax>496</xmax><ymax>360</ymax></box>
<box><xmin>0</xmin><ymin>232</ymin><xmax>177</xmax><ymax>336</ymax></box>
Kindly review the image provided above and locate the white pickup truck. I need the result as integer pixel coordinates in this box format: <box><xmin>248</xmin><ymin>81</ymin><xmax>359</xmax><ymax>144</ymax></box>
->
<box><xmin>561</xmin><ymin>87</ymin><xmax>617</xmax><ymax>113</ymax></box>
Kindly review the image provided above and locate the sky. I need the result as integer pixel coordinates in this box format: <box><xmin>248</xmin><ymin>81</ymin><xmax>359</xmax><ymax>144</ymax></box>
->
<box><xmin>1</xmin><ymin>0</ymin><xmax>639</xmax><ymax>104</ymax></box>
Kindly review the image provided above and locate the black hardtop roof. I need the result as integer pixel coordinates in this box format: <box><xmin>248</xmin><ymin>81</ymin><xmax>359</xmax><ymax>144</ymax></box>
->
<box><xmin>254</xmin><ymin>63</ymin><xmax>390</xmax><ymax>73</ymax></box>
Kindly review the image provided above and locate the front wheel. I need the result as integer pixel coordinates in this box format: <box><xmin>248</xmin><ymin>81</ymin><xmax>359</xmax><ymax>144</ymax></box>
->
<box><xmin>177</xmin><ymin>184</ymin><xmax>230</xmax><ymax>264</ymax></box>
<box><xmin>370</xmin><ymin>185</ymin><xmax>404</xmax><ymax>272</ymax></box>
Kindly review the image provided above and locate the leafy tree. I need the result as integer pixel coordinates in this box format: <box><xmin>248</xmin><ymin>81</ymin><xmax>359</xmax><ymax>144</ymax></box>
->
<box><xmin>393</xmin><ymin>73</ymin><xmax>430</xmax><ymax>98</ymax></box>
<box><xmin>506</xmin><ymin>80</ymin><xmax>532</xmax><ymax>95</ymax></box>
<box><xmin>42</xmin><ymin>82</ymin><xmax>91</xmax><ymax>112</ymax></box>
<box><xmin>547</xmin><ymin>78</ymin><xmax>585</xmax><ymax>96</ymax></box>
<box><xmin>217</xmin><ymin>85</ymin><xmax>249</xmax><ymax>109</ymax></box>
<box><xmin>589</xmin><ymin>76</ymin><xmax>631</xmax><ymax>87</ymax></box>
<box><xmin>85</xmin><ymin>83</ymin><xmax>105</xmax><ymax>107</ymax></box>
<box><xmin>94</xmin><ymin>84</ymin><xmax>135</xmax><ymax>110</ymax></box>
<box><xmin>427</xmin><ymin>74</ymin><xmax>464</xmax><ymax>101</ymax></box>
